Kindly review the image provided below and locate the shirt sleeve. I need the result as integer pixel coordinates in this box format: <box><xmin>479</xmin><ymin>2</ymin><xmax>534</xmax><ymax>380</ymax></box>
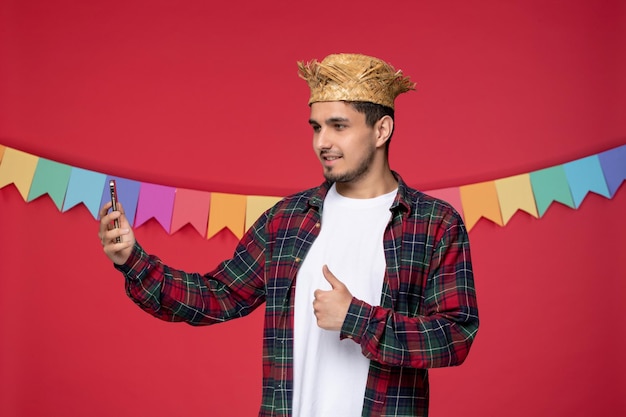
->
<box><xmin>340</xmin><ymin>214</ymin><xmax>479</xmax><ymax>369</ymax></box>
<box><xmin>115</xmin><ymin>216</ymin><xmax>269</xmax><ymax>325</ymax></box>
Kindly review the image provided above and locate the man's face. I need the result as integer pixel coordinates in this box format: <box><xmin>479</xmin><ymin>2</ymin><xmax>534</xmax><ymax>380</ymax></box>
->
<box><xmin>308</xmin><ymin>101</ymin><xmax>378</xmax><ymax>184</ymax></box>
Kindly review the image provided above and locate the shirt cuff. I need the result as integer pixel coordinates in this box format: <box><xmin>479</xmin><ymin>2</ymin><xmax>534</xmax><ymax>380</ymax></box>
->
<box><xmin>113</xmin><ymin>242</ymin><xmax>144</xmax><ymax>276</ymax></box>
<box><xmin>340</xmin><ymin>297</ymin><xmax>374</xmax><ymax>344</ymax></box>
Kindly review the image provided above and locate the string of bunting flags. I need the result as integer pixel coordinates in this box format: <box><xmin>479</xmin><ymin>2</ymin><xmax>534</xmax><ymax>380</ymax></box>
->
<box><xmin>0</xmin><ymin>143</ymin><xmax>624</xmax><ymax>239</ymax></box>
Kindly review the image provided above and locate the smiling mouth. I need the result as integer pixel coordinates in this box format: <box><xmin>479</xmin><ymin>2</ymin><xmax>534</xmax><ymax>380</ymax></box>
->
<box><xmin>321</xmin><ymin>149</ymin><xmax>342</xmax><ymax>160</ymax></box>
<box><xmin>321</xmin><ymin>154</ymin><xmax>341</xmax><ymax>168</ymax></box>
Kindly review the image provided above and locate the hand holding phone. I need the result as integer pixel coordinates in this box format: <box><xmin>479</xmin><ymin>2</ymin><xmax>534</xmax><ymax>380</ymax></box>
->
<box><xmin>109</xmin><ymin>180</ymin><xmax>121</xmax><ymax>243</ymax></box>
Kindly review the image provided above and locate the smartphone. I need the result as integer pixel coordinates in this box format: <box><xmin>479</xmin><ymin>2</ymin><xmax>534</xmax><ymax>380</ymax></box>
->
<box><xmin>109</xmin><ymin>180</ymin><xmax>121</xmax><ymax>243</ymax></box>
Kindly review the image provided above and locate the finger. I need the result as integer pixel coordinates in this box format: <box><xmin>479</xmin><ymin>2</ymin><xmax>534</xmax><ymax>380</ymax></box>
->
<box><xmin>99</xmin><ymin>204</ymin><xmax>114</xmax><ymax>236</ymax></box>
<box><xmin>102</xmin><ymin>205</ymin><xmax>126</xmax><ymax>229</ymax></box>
<box><xmin>100</xmin><ymin>211</ymin><xmax>120</xmax><ymax>236</ymax></box>
<box><xmin>322</xmin><ymin>265</ymin><xmax>342</xmax><ymax>289</ymax></box>
<box><xmin>99</xmin><ymin>201</ymin><xmax>113</xmax><ymax>219</ymax></box>
<box><xmin>103</xmin><ymin>225</ymin><xmax>129</xmax><ymax>243</ymax></box>
<box><xmin>103</xmin><ymin>235</ymin><xmax>133</xmax><ymax>257</ymax></box>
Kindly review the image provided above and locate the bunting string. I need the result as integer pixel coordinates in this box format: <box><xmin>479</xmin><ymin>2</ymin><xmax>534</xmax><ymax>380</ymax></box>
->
<box><xmin>0</xmin><ymin>143</ymin><xmax>624</xmax><ymax>237</ymax></box>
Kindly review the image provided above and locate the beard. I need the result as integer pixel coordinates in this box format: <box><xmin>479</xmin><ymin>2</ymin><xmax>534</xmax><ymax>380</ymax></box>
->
<box><xmin>323</xmin><ymin>145</ymin><xmax>376</xmax><ymax>184</ymax></box>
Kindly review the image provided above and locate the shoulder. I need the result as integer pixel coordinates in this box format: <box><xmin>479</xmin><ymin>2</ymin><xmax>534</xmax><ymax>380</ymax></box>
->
<box><xmin>253</xmin><ymin>183</ymin><xmax>328</xmax><ymax>227</ymax></box>
<box><xmin>400</xmin><ymin>186</ymin><xmax>471</xmax><ymax>251</ymax></box>
<box><xmin>270</xmin><ymin>185</ymin><xmax>322</xmax><ymax>212</ymax></box>
<box><xmin>241</xmin><ymin>185</ymin><xmax>322</xmax><ymax>241</ymax></box>
<box><xmin>398</xmin><ymin>182</ymin><xmax>466</xmax><ymax>231</ymax></box>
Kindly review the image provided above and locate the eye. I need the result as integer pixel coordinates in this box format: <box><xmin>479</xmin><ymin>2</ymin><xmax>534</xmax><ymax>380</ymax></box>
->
<box><xmin>311</xmin><ymin>124</ymin><xmax>321</xmax><ymax>133</ymax></box>
<box><xmin>334</xmin><ymin>123</ymin><xmax>347</xmax><ymax>130</ymax></box>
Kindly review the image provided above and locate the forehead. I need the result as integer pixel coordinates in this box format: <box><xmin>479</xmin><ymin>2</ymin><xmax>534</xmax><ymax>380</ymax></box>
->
<box><xmin>309</xmin><ymin>101</ymin><xmax>366</xmax><ymax>123</ymax></box>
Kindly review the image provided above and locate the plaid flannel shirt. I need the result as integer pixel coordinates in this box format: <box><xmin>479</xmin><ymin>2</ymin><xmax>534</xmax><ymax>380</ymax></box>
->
<box><xmin>117</xmin><ymin>172</ymin><xmax>479</xmax><ymax>417</ymax></box>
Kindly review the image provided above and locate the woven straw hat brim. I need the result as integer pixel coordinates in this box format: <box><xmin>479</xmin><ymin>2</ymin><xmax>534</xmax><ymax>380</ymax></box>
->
<box><xmin>298</xmin><ymin>53</ymin><xmax>415</xmax><ymax>109</ymax></box>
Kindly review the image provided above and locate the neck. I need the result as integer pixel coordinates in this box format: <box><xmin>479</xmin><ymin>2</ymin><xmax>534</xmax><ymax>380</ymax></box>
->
<box><xmin>335</xmin><ymin>164</ymin><xmax>397</xmax><ymax>199</ymax></box>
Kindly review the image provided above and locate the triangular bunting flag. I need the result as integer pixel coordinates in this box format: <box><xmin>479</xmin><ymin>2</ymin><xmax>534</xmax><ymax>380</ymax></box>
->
<box><xmin>459</xmin><ymin>181</ymin><xmax>503</xmax><ymax>230</ymax></box>
<box><xmin>563</xmin><ymin>155</ymin><xmax>610</xmax><ymax>208</ymax></box>
<box><xmin>27</xmin><ymin>158</ymin><xmax>72</xmax><ymax>210</ymax></box>
<box><xmin>598</xmin><ymin>145</ymin><xmax>626</xmax><ymax>197</ymax></box>
<box><xmin>0</xmin><ymin>148</ymin><xmax>39</xmax><ymax>200</ymax></box>
<box><xmin>494</xmin><ymin>174</ymin><xmax>538</xmax><ymax>224</ymax></box>
<box><xmin>529</xmin><ymin>165</ymin><xmax>575</xmax><ymax>217</ymax></box>
<box><xmin>207</xmin><ymin>193</ymin><xmax>246</xmax><ymax>239</ymax></box>
<box><xmin>246</xmin><ymin>196</ymin><xmax>282</xmax><ymax>232</ymax></box>
<box><xmin>1</xmin><ymin>142</ymin><xmax>624</xmax><ymax>238</ymax></box>
<box><xmin>171</xmin><ymin>189</ymin><xmax>212</xmax><ymax>236</ymax></box>
<box><xmin>63</xmin><ymin>168</ymin><xmax>107</xmax><ymax>218</ymax></box>
<box><xmin>134</xmin><ymin>183</ymin><xmax>176</xmax><ymax>232</ymax></box>
<box><xmin>99</xmin><ymin>176</ymin><xmax>142</xmax><ymax>225</ymax></box>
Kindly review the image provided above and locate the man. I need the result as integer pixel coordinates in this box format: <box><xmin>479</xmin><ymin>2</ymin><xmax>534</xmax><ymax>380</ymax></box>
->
<box><xmin>99</xmin><ymin>53</ymin><xmax>479</xmax><ymax>417</ymax></box>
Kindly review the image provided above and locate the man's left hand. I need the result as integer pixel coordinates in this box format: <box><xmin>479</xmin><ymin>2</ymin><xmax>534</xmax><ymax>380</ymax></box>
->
<box><xmin>313</xmin><ymin>265</ymin><xmax>353</xmax><ymax>331</ymax></box>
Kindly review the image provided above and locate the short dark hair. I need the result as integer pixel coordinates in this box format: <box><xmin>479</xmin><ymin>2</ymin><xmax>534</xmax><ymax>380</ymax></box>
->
<box><xmin>346</xmin><ymin>101</ymin><xmax>396</xmax><ymax>147</ymax></box>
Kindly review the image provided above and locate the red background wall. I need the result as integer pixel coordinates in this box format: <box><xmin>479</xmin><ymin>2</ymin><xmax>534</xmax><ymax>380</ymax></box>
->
<box><xmin>1</xmin><ymin>0</ymin><xmax>625</xmax><ymax>416</ymax></box>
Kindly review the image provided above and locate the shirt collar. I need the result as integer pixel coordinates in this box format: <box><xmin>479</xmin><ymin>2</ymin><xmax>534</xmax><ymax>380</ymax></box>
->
<box><xmin>307</xmin><ymin>171</ymin><xmax>412</xmax><ymax>215</ymax></box>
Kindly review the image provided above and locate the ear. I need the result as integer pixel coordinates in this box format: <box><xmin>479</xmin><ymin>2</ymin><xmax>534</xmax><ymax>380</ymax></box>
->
<box><xmin>375</xmin><ymin>115</ymin><xmax>394</xmax><ymax>148</ymax></box>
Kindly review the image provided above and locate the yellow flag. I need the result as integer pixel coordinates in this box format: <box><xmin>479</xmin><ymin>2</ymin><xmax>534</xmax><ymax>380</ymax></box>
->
<box><xmin>246</xmin><ymin>196</ymin><xmax>282</xmax><ymax>232</ymax></box>
<box><xmin>207</xmin><ymin>193</ymin><xmax>247</xmax><ymax>239</ymax></box>
<box><xmin>0</xmin><ymin>148</ymin><xmax>40</xmax><ymax>200</ymax></box>
<box><xmin>495</xmin><ymin>174</ymin><xmax>539</xmax><ymax>224</ymax></box>
<box><xmin>459</xmin><ymin>181</ymin><xmax>503</xmax><ymax>230</ymax></box>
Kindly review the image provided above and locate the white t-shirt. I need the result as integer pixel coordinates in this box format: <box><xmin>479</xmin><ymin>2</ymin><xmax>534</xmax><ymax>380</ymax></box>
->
<box><xmin>292</xmin><ymin>184</ymin><xmax>397</xmax><ymax>417</ymax></box>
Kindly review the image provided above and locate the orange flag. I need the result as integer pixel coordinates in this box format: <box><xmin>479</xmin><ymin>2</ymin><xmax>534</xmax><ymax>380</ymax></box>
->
<box><xmin>459</xmin><ymin>181</ymin><xmax>503</xmax><ymax>230</ymax></box>
<box><xmin>495</xmin><ymin>174</ymin><xmax>539</xmax><ymax>224</ymax></box>
<box><xmin>207</xmin><ymin>193</ymin><xmax>247</xmax><ymax>239</ymax></box>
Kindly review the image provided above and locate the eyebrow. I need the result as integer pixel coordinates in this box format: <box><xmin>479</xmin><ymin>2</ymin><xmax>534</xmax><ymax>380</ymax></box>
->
<box><xmin>308</xmin><ymin>117</ymin><xmax>351</xmax><ymax>125</ymax></box>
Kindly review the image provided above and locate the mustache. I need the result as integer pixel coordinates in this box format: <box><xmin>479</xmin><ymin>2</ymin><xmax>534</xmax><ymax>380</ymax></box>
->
<box><xmin>320</xmin><ymin>150</ymin><xmax>342</xmax><ymax>157</ymax></box>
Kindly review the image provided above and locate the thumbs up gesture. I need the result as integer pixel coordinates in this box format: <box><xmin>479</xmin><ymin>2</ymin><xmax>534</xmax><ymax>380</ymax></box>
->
<box><xmin>313</xmin><ymin>265</ymin><xmax>353</xmax><ymax>331</ymax></box>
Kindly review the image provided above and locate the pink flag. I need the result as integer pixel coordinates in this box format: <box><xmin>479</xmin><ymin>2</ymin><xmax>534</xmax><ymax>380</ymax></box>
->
<box><xmin>134</xmin><ymin>183</ymin><xmax>176</xmax><ymax>232</ymax></box>
<box><xmin>171</xmin><ymin>188</ymin><xmax>212</xmax><ymax>236</ymax></box>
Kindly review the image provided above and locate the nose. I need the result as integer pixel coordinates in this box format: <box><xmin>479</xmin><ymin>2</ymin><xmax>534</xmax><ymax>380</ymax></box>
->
<box><xmin>314</xmin><ymin>127</ymin><xmax>332</xmax><ymax>150</ymax></box>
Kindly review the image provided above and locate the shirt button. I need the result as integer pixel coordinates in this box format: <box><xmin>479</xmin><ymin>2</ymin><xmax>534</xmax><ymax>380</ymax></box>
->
<box><xmin>295</xmin><ymin>257</ymin><xmax>301</xmax><ymax>263</ymax></box>
<box><xmin>315</xmin><ymin>222</ymin><xmax>321</xmax><ymax>228</ymax></box>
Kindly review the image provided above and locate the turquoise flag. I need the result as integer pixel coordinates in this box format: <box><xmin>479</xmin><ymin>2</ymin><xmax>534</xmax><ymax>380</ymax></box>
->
<box><xmin>63</xmin><ymin>168</ymin><xmax>107</xmax><ymax>218</ymax></box>
<box><xmin>563</xmin><ymin>155</ymin><xmax>610</xmax><ymax>208</ymax></box>
<box><xmin>529</xmin><ymin>165</ymin><xmax>575</xmax><ymax>217</ymax></box>
<box><xmin>27</xmin><ymin>158</ymin><xmax>72</xmax><ymax>210</ymax></box>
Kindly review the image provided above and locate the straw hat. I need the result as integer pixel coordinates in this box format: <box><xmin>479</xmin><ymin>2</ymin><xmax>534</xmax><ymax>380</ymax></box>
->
<box><xmin>297</xmin><ymin>53</ymin><xmax>415</xmax><ymax>109</ymax></box>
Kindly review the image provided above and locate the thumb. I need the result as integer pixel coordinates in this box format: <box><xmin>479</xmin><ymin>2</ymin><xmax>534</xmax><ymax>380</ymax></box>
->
<box><xmin>322</xmin><ymin>265</ymin><xmax>343</xmax><ymax>289</ymax></box>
